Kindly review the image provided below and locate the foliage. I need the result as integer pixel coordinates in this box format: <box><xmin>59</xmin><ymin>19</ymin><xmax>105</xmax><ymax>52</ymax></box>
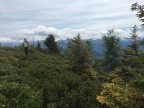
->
<box><xmin>94</xmin><ymin>57</ymin><xmax>104</xmax><ymax>72</ymax></box>
<box><xmin>131</xmin><ymin>2</ymin><xmax>144</xmax><ymax>28</ymax></box>
<box><xmin>44</xmin><ymin>34</ymin><xmax>60</xmax><ymax>53</ymax></box>
<box><xmin>97</xmin><ymin>75</ymin><xmax>144</xmax><ymax>108</ymax></box>
<box><xmin>0</xmin><ymin>62</ymin><xmax>42</xmax><ymax>108</ymax></box>
<box><xmin>0</xmin><ymin>47</ymin><xmax>101</xmax><ymax>108</ymax></box>
<box><xmin>123</xmin><ymin>25</ymin><xmax>140</xmax><ymax>56</ymax></box>
<box><xmin>66</xmin><ymin>33</ymin><xmax>94</xmax><ymax>74</ymax></box>
<box><xmin>102</xmin><ymin>29</ymin><xmax>121</xmax><ymax>71</ymax></box>
<box><xmin>122</xmin><ymin>25</ymin><xmax>144</xmax><ymax>78</ymax></box>
<box><xmin>97</xmin><ymin>29</ymin><xmax>144</xmax><ymax>108</ymax></box>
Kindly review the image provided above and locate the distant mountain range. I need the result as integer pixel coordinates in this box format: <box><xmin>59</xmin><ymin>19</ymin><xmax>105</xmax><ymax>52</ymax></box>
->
<box><xmin>1</xmin><ymin>39</ymin><xmax>143</xmax><ymax>57</ymax></box>
<box><xmin>57</xmin><ymin>39</ymin><xmax>132</xmax><ymax>56</ymax></box>
<box><xmin>1</xmin><ymin>42</ymin><xmax>21</xmax><ymax>47</ymax></box>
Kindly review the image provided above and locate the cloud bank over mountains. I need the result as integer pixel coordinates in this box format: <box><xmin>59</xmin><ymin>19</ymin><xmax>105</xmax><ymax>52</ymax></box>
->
<box><xmin>0</xmin><ymin>25</ymin><xmax>143</xmax><ymax>42</ymax></box>
<box><xmin>18</xmin><ymin>26</ymin><xmax>102</xmax><ymax>40</ymax></box>
<box><xmin>16</xmin><ymin>26</ymin><xmax>133</xmax><ymax>42</ymax></box>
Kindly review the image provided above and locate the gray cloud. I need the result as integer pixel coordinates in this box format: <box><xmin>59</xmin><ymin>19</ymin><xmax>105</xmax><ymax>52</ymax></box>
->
<box><xmin>0</xmin><ymin>0</ymin><xmax>144</xmax><ymax>42</ymax></box>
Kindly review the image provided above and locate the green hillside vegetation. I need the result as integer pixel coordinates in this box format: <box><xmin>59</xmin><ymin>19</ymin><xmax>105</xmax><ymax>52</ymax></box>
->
<box><xmin>1</xmin><ymin>30</ymin><xmax>144</xmax><ymax>108</ymax></box>
<box><xmin>0</xmin><ymin>46</ymin><xmax>102</xmax><ymax>108</ymax></box>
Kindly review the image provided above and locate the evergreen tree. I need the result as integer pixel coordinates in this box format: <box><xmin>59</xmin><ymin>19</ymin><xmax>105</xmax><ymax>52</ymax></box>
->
<box><xmin>124</xmin><ymin>25</ymin><xmax>139</xmax><ymax>56</ymax></box>
<box><xmin>44</xmin><ymin>34</ymin><xmax>59</xmax><ymax>53</ymax></box>
<box><xmin>121</xmin><ymin>25</ymin><xmax>144</xmax><ymax>79</ymax></box>
<box><xmin>66</xmin><ymin>33</ymin><xmax>93</xmax><ymax>73</ymax></box>
<box><xmin>103</xmin><ymin>29</ymin><xmax>121</xmax><ymax>71</ymax></box>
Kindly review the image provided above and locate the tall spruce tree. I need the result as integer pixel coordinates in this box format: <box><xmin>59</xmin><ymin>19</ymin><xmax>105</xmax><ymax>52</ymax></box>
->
<box><xmin>124</xmin><ymin>25</ymin><xmax>139</xmax><ymax>56</ymax></box>
<box><xmin>131</xmin><ymin>2</ymin><xmax>144</xmax><ymax>47</ymax></box>
<box><xmin>121</xmin><ymin>25</ymin><xmax>144</xmax><ymax>76</ymax></box>
<box><xmin>44</xmin><ymin>34</ymin><xmax>59</xmax><ymax>53</ymax></box>
<box><xmin>103</xmin><ymin>29</ymin><xmax>121</xmax><ymax>71</ymax></box>
<box><xmin>66</xmin><ymin>33</ymin><xmax>93</xmax><ymax>73</ymax></box>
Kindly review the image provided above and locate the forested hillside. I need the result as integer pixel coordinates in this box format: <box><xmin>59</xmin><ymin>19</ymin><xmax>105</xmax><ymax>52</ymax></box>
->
<box><xmin>0</xmin><ymin>47</ymin><xmax>102</xmax><ymax>108</ymax></box>
<box><xmin>0</xmin><ymin>29</ymin><xmax>144</xmax><ymax>108</ymax></box>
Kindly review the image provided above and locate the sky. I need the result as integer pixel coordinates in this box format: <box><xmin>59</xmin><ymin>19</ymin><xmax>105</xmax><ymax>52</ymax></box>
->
<box><xmin>0</xmin><ymin>0</ymin><xmax>144</xmax><ymax>42</ymax></box>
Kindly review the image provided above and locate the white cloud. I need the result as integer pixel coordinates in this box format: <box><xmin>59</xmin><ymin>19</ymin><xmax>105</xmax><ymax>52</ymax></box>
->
<box><xmin>17</xmin><ymin>25</ymin><xmax>140</xmax><ymax>41</ymax></box>
<box><xmin>16</xmin><ymin>26</ymin><xmax>102</xmax><ymax>41</ymax></box>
